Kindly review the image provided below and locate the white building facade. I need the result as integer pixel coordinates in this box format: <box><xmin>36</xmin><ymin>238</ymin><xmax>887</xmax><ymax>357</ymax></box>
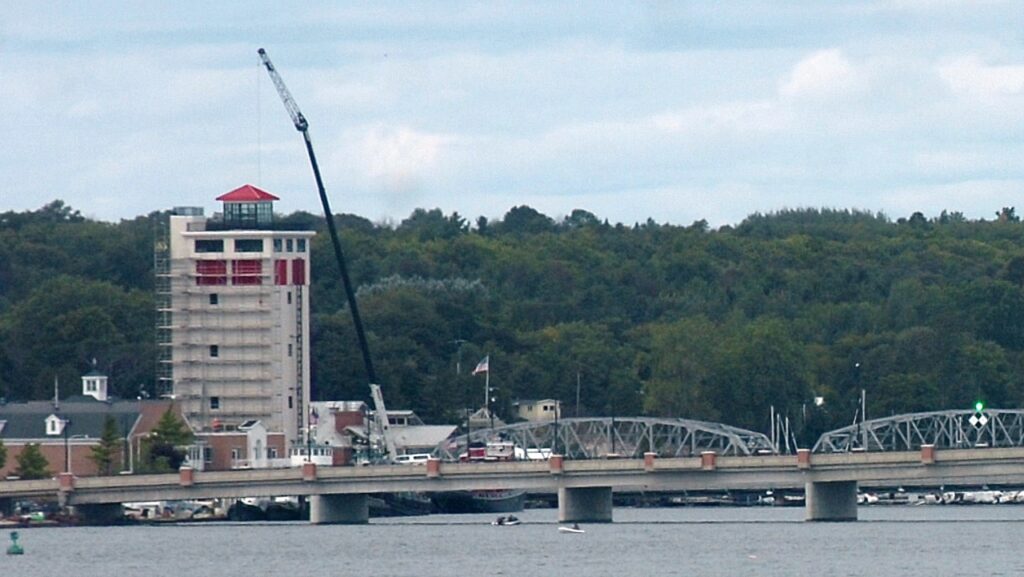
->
<box><xmin>156</xmin><ymin>184</ymin><xmax>314</xmax><ymax>446</ymax></box>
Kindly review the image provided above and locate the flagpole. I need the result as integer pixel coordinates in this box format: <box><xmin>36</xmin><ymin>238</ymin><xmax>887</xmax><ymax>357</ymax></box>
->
<box><xmin>486</xmin><ymin>359</ymin><xmax>493</xmax><ymax>429</ymax></box>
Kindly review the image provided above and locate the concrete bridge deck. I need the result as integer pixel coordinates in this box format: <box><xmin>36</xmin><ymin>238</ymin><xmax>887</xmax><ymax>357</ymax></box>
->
<box><xmin>4</xmin><ymin>446</ymin><xmax>1024</xmax><ymax>523</ymax></box>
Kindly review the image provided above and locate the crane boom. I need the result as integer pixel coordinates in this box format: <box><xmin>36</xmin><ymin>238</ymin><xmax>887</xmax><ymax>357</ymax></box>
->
<box><xmin>257</xmin><ymin>48</ymin><xmax>379</xmax><ymax>389</ymax></box>
<box><xmin>369</xmin><ymin>384</ymin><xmax>398</xmax><ymax>461</ymax></box>
<box><xmin>257</xmin><ymin>49</ymin><xmax>307</xmax><ymax>132</ymax></box>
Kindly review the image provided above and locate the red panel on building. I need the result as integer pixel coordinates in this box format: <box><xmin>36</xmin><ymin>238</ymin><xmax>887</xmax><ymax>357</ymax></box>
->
<box><xmin>274</xmin><ymin>259</ymin><xmax>288</xmax><ymax>285</ymax></box>
<box><xmin>196</xmin><ymin>260</ymin><xmax>227</xmax><ymax>285</ymax></box>
<box><xmin>292</xmin><ymin>258</ymin><xmax>306</xmax><ymax>286</ymax></box>
<box><xmin>232</xmin><ymin>259</ymin><xmax>263</xmax><ymax>285</ymax></box>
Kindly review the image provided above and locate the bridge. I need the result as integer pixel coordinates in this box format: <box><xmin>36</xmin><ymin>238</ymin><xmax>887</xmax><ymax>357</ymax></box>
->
<box><xmin>3</xmin><ymin>410</ymin><xmax>1024</xmax><ymax>524</ymax></box>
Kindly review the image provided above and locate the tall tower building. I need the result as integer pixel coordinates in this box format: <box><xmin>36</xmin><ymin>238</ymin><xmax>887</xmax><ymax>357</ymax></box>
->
<box><xmin>156</xmin><ymin>184</ymin><xmax>315</xmax><ymax>446</ymax></box>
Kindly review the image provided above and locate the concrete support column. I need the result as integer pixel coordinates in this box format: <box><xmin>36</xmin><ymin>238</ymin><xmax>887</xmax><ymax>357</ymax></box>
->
<box><xmin>309</xmin><ymin>493</ymin><xmax>368</xmax><ymax>525</ymax></box>
<box><xmin>558</xmin><ymin>486</ymin><xmax>613</xmax><ymax>523</ymax></box>
<box><xmin>77</xmin><ymin>503</ymin><xmax>124</xmax><ymax>525</ymax></box>
<box><xmin>805</xmin><ymin>480</ymin><xmax>858</xmax><ymax>522</ymax></box>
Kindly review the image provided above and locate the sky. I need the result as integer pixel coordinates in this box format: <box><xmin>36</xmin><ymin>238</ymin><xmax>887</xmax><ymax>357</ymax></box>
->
<box><xmin>2</xmin><ymin>1</ymin><xmax>1023</xmax><ymax>227</ymax></box>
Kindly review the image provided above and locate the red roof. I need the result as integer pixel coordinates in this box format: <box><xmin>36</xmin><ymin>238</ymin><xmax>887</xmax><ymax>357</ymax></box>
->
<box><xmin>216</xmin><ymin>184</ymin><xmax>280</xmax><ymax>202</ymax></box>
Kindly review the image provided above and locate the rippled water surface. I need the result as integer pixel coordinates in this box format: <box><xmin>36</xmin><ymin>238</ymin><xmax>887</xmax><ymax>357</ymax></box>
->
<box><xmin>4</xmin><ymin>506</ymin><xmax>1024</xmax><ymax>577</ymax></box>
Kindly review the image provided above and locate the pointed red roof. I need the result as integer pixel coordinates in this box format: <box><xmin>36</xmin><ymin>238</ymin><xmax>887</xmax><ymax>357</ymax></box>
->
<box><xmin>216</xmin><ymin>184</ymin><xmax>280</xmax><ymax>202</ymax></box>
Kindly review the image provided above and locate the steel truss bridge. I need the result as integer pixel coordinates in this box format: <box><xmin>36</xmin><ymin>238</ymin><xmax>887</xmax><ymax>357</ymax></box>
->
<box><xmin>432</xmin><ymin>410</ymin><xmax>1024</xmax><ymax>460</ymax></box>
<box><xmin>813</xmin><ymin>409</ymin><xmax>1024</xmax><ymax>453</ymax></box>
<box><xmin>435</xmin><ymin>417</ymin><xmax>775</xmax><ymax>460</ymax></box>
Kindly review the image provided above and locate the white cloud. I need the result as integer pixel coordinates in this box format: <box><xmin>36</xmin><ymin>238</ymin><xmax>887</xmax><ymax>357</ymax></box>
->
<box><xmin>939</xmin><ymin>56</ymin><xmax>1024</xmax><ymax>103</ymax></box>
<box><xmin>357</xmin><ymin>124</ymin><xmax>452</xmax><ymax>192</ymax></box>
<box><xmin>780</xmin><ymin>49</ymin><xmax>864</xmax><ymax>98</ymax></box>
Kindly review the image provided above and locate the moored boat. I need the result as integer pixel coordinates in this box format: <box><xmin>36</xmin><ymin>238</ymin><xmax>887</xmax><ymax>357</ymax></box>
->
<box><xmin>432</xmin><ymin>489</ymin><xmax>526</xmax><ymax>514</ymax></box>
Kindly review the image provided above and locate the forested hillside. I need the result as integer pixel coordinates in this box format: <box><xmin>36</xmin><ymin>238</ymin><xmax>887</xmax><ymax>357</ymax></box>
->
<box><xmin>4</xmin><ymin>201</ymin><xmax>1024</xmax><ymax>446</ymax></box>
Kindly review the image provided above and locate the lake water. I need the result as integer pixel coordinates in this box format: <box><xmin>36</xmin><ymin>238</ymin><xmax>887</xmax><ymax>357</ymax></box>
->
<box><xmin>4</xmin><ymin>506</ymin><xmax>1024</xmax><ymax>576</ymax></box>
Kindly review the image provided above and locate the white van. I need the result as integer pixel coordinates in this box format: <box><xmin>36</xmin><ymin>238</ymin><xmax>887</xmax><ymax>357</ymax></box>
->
<box><xmin>394</xmin><ymin>453</ymin><xmax>432</xmax><ymax>465</ymax></box>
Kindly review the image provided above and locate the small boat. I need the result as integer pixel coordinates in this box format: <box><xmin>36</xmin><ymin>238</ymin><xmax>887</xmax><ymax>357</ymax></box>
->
<box><xmin>558</xmin><ymin>524</ymin><xmax>585</xmax><ymax>534</ymax></box>
<box><xmin>492</xmin><ymin>515</ymin><xmax>521</xmax><ymax>526</ymax></box>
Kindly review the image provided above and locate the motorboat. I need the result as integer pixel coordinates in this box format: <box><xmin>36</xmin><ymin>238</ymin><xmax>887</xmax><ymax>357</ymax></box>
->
<box><xmin>492</xmin><ymin>515</ymin><xmax>522</xmax><ymax>526</ymax></box>
<box><xmin>558</xmin><ymin>524</ymin><xmax>585</xmax><ymax>534</ymax></box>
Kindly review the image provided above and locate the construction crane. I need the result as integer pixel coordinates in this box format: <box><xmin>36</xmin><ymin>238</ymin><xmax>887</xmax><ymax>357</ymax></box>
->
<box><xmin>257</xmin><ymin>48</ymin><xmax>378</xmax><ymax>389</ymax></box>
<box><xmin>369</xmin><ymin>384</ymin><xmax>398</xmax><ymax>461</ymax></box>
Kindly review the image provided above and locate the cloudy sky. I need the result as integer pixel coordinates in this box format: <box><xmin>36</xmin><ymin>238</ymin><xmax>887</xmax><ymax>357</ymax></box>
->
<box><xmin>2</xmin><ymin>2</ymin><xmax>1023</xmax><ymax>227</ymax></box>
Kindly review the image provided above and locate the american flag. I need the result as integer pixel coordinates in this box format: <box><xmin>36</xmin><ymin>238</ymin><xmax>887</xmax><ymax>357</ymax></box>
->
<box><xmin>472</xmin><ymin>356</ymin><xmax>489</xmax><ymax>375</ymax></box>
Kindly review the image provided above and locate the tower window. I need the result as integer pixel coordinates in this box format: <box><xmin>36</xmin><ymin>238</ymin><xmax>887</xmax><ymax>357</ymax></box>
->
<box><xmin>209</xmin><ymin>345</ymin><xmax>219</xmax><ymax>358</ymax></box>
<box><xmin>273</xmin><ymin>238</ymin><xmax>283</xmax><ymax>252</ymax></box>
<box><xmin>286</xmin><ymin>239</ymin><xmax>294</xmax><ymax>252</ymax></box>
<box><xmin>234</xmin><ymin>239</ymin><xmax>264</xmax><ymax>253</ymax></box>
<box><xmin>210</xmin><ymin>396</ymin><xmax>220</xmax><ymax>410</ymax></box>
<box><xmin>195</xmin><ymin>239</ymin><xmax>224</xmax><ymax>253</ymax></box>
<box><xmin>288</xmin><ymin>343</ymin><xmax>293</xmax><ymax>357</ymax></box>
<box><xmin>297</xmin><ymin>239</ymin><xmax>306</xmax><ymax>253</ymax></box>
<box><xmin>209</xmin><ymin>293</ymin><xmax>219</xmax><ymax>305</ymax></box>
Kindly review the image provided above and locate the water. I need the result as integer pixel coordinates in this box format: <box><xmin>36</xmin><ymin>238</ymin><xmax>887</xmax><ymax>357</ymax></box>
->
<box><xmin>4</xmin><ymin>506</ymin><xmax>1024</xmax><ymax>576</ymax></box>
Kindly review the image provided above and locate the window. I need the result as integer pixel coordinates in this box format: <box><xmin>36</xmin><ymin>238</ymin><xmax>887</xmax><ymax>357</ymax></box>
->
<box><xmin>195</xmin><ymin>239</ymin><xmax>224</xmax><ymax>253</ymax></box>
<box><xmin>231</xmin><ymin>448</ymin><xmax>241</xmax><ymax>461</ymax></box>
<box><xmin>234</xmin><ymin>238</ymin><xmax>264</xmax><ymax>253</ymax></box>
<box><xmin>210</xmin><ymin>396</ymin><xmax>220</xmax><ymax>410</ymax></box>
<box><xmin>209</xmin><ymin>293</ymin><xmax>219</xmax><ymax>305</ymax></box>
<box><xmin>288</xmin><ymin>343</ymin><xmax>293</xmax><ymax>357</ymax></box>
<box><xmin>203</xmin><ymin>447</ymin><xmax>213</xmax><ymax>464</ymax></box>
<box><xmin>273</xmin><ymin>238</ymin><xmax>283</xmax><ymax>252</ymax></box>
<box><xmin>292</xmin><ymin>258</ymin><xmax>306</xmax><ymax>285</ymax></box>
<box><xmin>287</xmin><ymin>291</ymin><xmax>292</xmax><ymax>304</ymax></box>
<box><xmin>288</xmin><ymin>396</ymin><xmax>293</xmax><ymax>409</ymax></box>
<box><xmin>296</xmin><ymin>238</ymin><xmax>306</xmax><ymax>253</ymax></box>
<box><xmin>286</xmin><ymin>238</ymin><xmax>294</xmax><ymax>252</ymax></box>
<box><xmin>209</xmin><ymin>345</ymin><xmax>219</xmax><ymax>358</ymax></box>
<box><xmin>268</xmin><ymin>447</ymin><xmax>278</xmax><ymax>459</ymax></box>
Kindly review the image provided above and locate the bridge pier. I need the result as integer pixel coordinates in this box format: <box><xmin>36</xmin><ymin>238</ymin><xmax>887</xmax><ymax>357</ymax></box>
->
<box><xmin>309</xmin><ymin>494</ymin><xmax>369</xmax><ymax>525</ymax></box>
<box><xmin>558</xmin><ymin>486</ymin><xmax>613</xmax><ymax>523</ymax></box>
<box><xmin>805</xmin><ymin>481</ymin><xmax>858</xmax><ymax>522</ymax></box>
<box><xmin>76</xmin><ymin>503</ymin><xmax>125</xmax><ymax>525</ymax></box>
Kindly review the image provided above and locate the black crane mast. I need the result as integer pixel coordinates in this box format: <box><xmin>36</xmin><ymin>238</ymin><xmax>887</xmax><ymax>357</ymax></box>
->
<box><xmin>257</xmin><ymin>48</ymin><xmax>378</xmax><ymax>386</ymax></box>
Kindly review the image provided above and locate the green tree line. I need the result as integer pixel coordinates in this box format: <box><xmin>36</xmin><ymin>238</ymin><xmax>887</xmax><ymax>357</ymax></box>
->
<box><xmin>4</xmin><ymin>201</ymin><xmax>1024</xmax><ymax>446</ymax></box>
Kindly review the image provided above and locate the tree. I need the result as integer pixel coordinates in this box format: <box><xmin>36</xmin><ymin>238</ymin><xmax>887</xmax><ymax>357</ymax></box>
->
<box><xmin>14</xmin><ymin>443</ymin><xmax>50</xmax><ymax>480</ymax></box>
<box><xmin>140</xmin><ymin>406</ymin><xmax>193</xmax><ymax>472</ymax></box>
<box><xmin>89</xmin><ymin>415</ymin><xmax>122</xmax><ymax>476</ymax></box>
